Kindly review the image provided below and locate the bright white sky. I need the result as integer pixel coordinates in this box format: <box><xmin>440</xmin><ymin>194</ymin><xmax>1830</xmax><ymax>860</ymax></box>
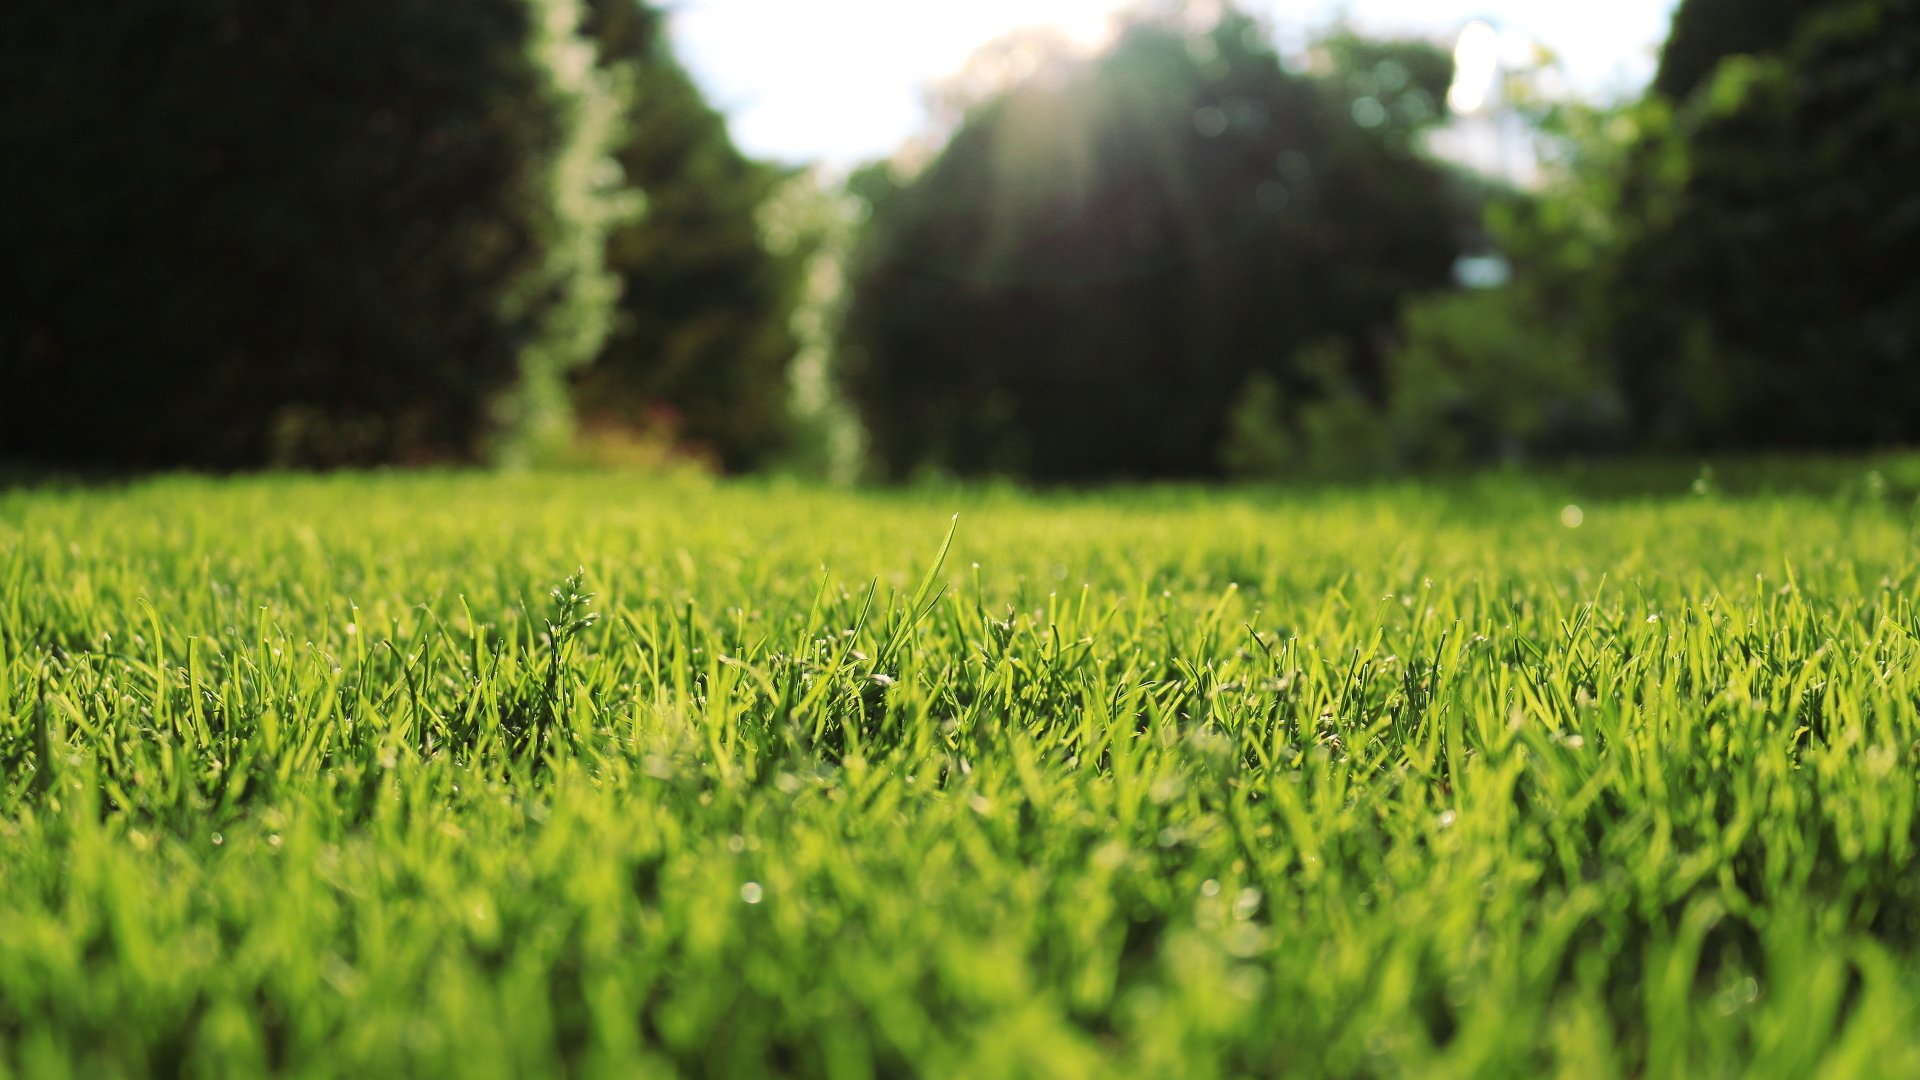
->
<box><xmin>672</xmin><ymin>1</ymin><xmax>1681</xmax><ymax>166</ymax></box>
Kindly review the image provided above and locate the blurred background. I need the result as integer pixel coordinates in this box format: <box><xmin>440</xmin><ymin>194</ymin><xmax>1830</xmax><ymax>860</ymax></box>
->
<box><xmin>2</xmin><ymin>0</ymin><xmax>1914</xmax><ymax>483</ymax></box>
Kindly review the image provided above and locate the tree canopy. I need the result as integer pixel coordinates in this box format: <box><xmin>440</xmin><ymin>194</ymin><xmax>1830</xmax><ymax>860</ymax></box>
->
<box><xmin>1610</xmin><ymin>0</ymin><xmax>1920</xmax><ymax>447</ymax></box>
<box><xmin>840</xmin><ymin>9</ymin><xmax>1463</xmax><ymax>481</ymax></box>
<box><xmin>1652</xmin><ymin>0</ymin><xmax>1826</xmax><ymax>101</ymax></box>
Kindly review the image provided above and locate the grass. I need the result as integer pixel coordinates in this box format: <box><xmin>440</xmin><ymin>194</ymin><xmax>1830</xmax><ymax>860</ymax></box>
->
<box><xmin>4</xmin><ymin>462</ymin><xmax>1920</xmax><ymax>1076</ymax></box>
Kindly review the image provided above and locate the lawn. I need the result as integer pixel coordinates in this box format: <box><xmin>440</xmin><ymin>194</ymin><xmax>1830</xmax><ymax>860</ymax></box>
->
<box><xmin>4</xmin><ymin>463</ymin><xmax>1920</xmax><ymax>1076</ymax></box>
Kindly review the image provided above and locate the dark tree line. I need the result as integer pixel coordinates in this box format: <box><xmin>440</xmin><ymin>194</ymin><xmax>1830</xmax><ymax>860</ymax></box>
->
<box><xmin>1611</xmin><ymin>0</ymin><xmax>1920</xmax><ymax>449</ymax></box>
<box><xmin>837</xmin><ymin>0</ymin><xmax>1920</xmax><ymax>480</ymax></box>
<box><xmin>0</xmin><ymin>0</ymin><xmax>802</xmax><ymax>471</ymax></box>
<box><xmin>8</xmin><ymin>0</ymin><xmax>1910</xmax><ymax>480</ymax></box>
<box><xmin>1418</xmin><ymin>0</ymin><xmax>1920</xmax><ymax>467</ymax></box>
<box><xmin>1</xmin><ymin>0</ymin><xmax>611</xmax><ymax>467</ymax></box>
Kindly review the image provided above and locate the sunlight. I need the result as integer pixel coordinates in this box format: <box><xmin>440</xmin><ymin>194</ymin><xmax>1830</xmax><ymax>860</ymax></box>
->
<box><xmin>946</xmin><ymin>0</ymin><xmax>1125</xmax><ymax>51</ymax></box>
<box><xmin>674</xmin><ymin>1</ymin><xmax>1679</xmax><ymax>165</ymax></box>
<box><xmin>1448</xmin><ymin>20</ymin><xmax>1502</xmax><ymax>114</ymax></box>
<box><xmin>672</xmin><ymin>0</ymin><xmax>1129</xmax><ymax>164</ymax></box>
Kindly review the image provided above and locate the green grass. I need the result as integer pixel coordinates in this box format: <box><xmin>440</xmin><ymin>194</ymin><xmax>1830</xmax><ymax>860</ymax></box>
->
<box><xmin>5</xmin><ymin>463</ymin><xmax>1920</xmax><ymax>1077</ymax></box>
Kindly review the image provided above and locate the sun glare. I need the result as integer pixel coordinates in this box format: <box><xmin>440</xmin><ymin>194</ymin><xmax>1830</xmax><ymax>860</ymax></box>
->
<box><xmin>948</xmin><ymin>0</ymin><xmax>1125</xmax><ymax>58</ymax></box>
<box><xmin>1449</xmin><ymin>20</ymin><xmax>1502</xmax><ymax>114</ymax></box>
<box><xmin>675</xmin><ymin>1</ymin><xmax>1680</xmax><ymax>164</ymax></box>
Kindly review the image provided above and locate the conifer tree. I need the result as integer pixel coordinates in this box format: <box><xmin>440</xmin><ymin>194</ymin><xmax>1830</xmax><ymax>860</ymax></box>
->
<box><xmin>0</xmin><ymin>0</ymin><xmax>626</xmax><ymax>468</ymax></box>
<box><xmin>575</xmin><ymin>0</ymin><xmax>806</xmax><ymax>470</ymax></box>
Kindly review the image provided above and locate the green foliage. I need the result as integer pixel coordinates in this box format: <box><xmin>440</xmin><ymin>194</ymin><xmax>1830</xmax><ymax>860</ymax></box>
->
<box><xmin>572</xmin><ymin>0</ymin><xmax>807</xmax><ymax>471</ymax></box>
<box><xmin>841</xmin><ymin>9</ymin><xmax>1462</xmax><ymax>481</ymax></box>
<box><xmin>1219</xmin><ymin>374</ymin><xmax>1297</xmax><ymax>478</ymax></box>
<box><xmin>761</xmin><ymin>170</ymin><xmax>871</xmax><ymax>484</ymax></box>
<box><xmin>1311</xmin><ymin>28</ymin><xmax>1455</xmax><ymax>145</ymax></box>
<box><xmin>1385</xmin><ymin>288</ymin><xmax>1622</xmax><ymax>467</ymax></box>
<box><xmin>1455</xmin><ymin>0</ymin><xmax>1920</xmax><ymax>459</ymax></box>
<box><xmin>0</xmin><ymin>0</ymin><xmax>627</xmax><ymax>469</ymax></box>
<box><xmin>1653</xmin><ymin>0</ymin><xmax>1826</xmax><ymax>101</ymax></box>
<box><xmin>1223</xmin><ymin>287</ymin><xmax>1622</xmax><ymax>479</ymax></box>
<box><xmin>1219</xmin><ymin>341</ymin><xmax>1392</xmax><ymax>480</ymax></box>
<box><xmin>9</xmin><ymin>466</ymin><xmax>1920</xmax><ymax>1072</ymax></box>
<box><xmin>1610</xmin><ymin>0</ymin><xmax>1920</xmax><ymax>448</ymax></box>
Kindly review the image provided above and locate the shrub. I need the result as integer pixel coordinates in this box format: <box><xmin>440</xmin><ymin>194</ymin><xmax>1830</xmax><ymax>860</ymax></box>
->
<box><xmin>1386</xmin><ymin>289</ymin><xmax>1622</xmax><ymax>468</ymax></box>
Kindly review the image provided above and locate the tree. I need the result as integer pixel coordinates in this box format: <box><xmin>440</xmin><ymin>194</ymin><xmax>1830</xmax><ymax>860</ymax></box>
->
<box><xmin>573</xmin><ymin>0</ymin><xmax>806</xmax><ymax>471</ymax></box>
<box><xmin>1613</xmin><ymin>0</ymin><xmax>1920</xmax><ymax>447</ymax></box>
<box><xmin>0</xmin><ymin>0</ymin><xmax>625</xmax><ymax>469</ymax></box>
<box><xmin>840</xmin><ymin>8</ymin><xmax>1461</xmax><ymax>481</ymax></box>
<box><xmin>1653</xmin><ymin>0</ymin><xmax>1826</xmax><ymax>101</ymax></box>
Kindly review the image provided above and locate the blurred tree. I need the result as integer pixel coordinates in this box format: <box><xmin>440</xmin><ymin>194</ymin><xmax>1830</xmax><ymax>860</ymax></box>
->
<box><xmin>1354</xmin><ymin>91</ymin><xmax>1650</xmax><ymax>470</ymax></box>
<box><xmin>573</xmin><ymin>0</ymin><xmax>806</xmax><ymax>471</ymax></box>
<box><xmin>757</xmin><ymin>169</ymin><xmax>870</xmax><ymax>484</ymax></box>
<box><xmin>1613</xmin><ymin>0</ymin><xmax>1920</xmax><ymax>447</ymax></box>
<box><xmin>1653</xmin><ymin>0</ymin><xmax>1826</xmax><ymax>101</ymax></box>
<box><xmin>841</xmin><ymin>8</ymin><xmax>1461</xmax><ymax>481</ymax></box>
<box><xmin>0</xmin><ymin>0</ymin><xmax>626</xmax><ymax>469</ymax></box>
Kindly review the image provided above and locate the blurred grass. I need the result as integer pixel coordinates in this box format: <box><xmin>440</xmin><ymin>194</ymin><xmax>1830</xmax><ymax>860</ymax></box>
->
<box><xmin>4</xmin><ymin>462</ymin><xmax>1920</xmax><ymax>1076</ymax></box>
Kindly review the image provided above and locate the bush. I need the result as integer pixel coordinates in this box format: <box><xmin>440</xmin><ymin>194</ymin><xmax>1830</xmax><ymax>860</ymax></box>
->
<box><xmin>1386</xmin><ymin>289</ymin><xmax>1622</xmax><ymax>467</ymax></box>
<box><xmin>1220</xmin><ymin>341</ymin><xmax>1394</xmax><ymax>480</ymax></box>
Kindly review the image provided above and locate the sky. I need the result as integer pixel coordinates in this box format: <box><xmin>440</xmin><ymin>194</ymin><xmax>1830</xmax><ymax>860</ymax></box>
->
<box><xmin>671</xmin><ymin>0</ymin><xmax>1683</xmax><ymax>167</ymax></box>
